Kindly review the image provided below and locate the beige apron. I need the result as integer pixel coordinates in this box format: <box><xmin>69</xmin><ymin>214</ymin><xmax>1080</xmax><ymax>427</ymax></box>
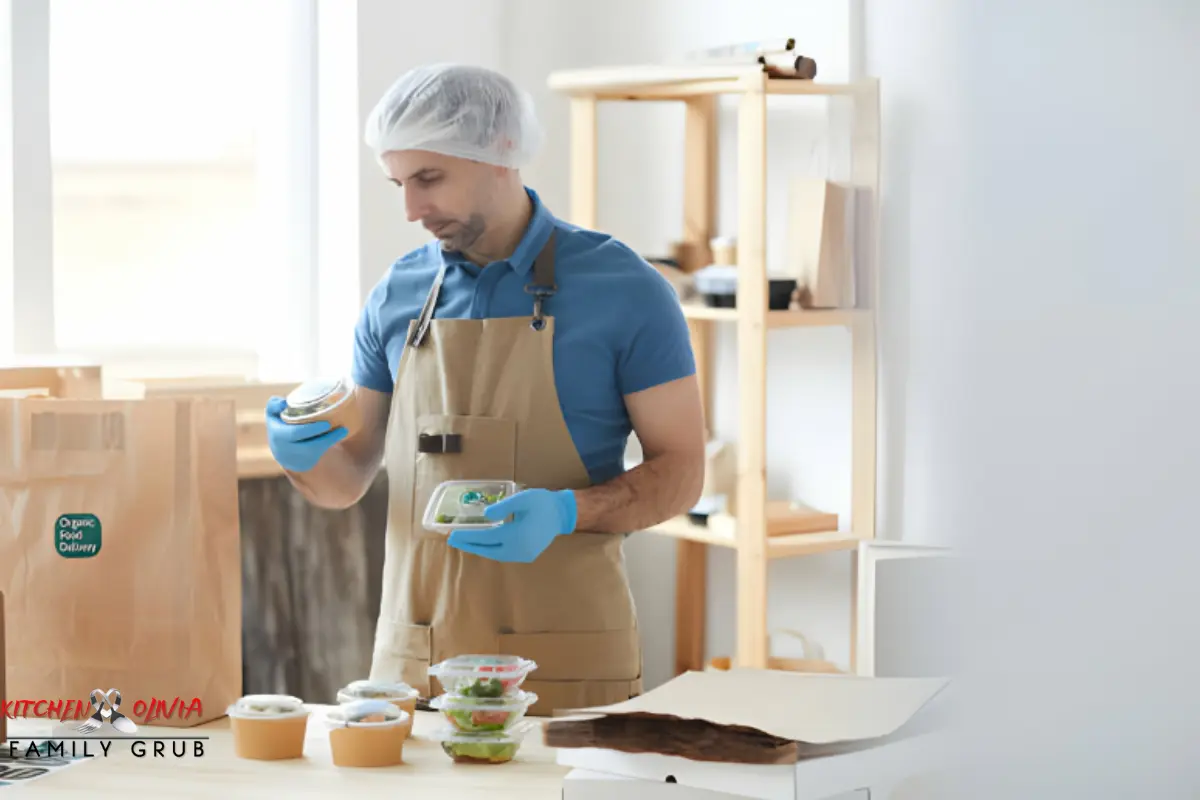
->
<box><xmin>368</xmin><ymin>232</ymin><xmax>644</xmax><ymax>716</ymax></box>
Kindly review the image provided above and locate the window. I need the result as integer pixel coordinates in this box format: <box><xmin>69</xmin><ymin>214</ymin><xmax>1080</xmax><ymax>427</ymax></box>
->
<box><xmin>47</xmin><ymin>0</ymin><xmax>317</xmax><ymax>380</ymax></box>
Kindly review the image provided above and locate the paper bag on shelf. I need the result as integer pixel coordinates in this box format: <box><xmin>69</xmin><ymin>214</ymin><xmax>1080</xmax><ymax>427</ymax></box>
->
<box><xmin>786</xmin><ymin>178</ymin><xmax>856</xmax><ymax>309</ymax></box>
<box><xmin>0</xmin><ymin>397</ymin><xmax>242</xmax><ymax>727</ymax></box>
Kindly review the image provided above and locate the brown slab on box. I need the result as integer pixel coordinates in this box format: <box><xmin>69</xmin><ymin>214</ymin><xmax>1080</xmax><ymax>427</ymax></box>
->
<box><xmin>545</xmin><ymin>668</ymin><xmax>948</xmax><ymax>765</ymax></box>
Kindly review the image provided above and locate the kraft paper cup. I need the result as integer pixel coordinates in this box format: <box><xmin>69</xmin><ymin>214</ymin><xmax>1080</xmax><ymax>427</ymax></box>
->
<box><xmin>322</xmin><ymin>700</ymin><xmax>410</xmax><ymax>768</ymax></box>
<box><xmin>227</xmin><ymin>694</ymin><xmax>309</xmax><ymax>760</ymax></box>
<box><xmin>335</xmin><ymin>679</ymin><xmax>419</xmax><ymax>738</ymax></box>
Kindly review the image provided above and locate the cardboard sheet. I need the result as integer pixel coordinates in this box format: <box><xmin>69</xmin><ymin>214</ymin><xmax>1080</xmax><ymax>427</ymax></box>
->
<box><xmin>556</xmin><ymin>669</ymin><xmax>948</xmax><ymax>745</ymax></box>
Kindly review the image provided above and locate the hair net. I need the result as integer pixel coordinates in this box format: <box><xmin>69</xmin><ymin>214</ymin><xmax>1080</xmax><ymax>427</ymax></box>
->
<box><xmin>364</xmin><ymin>63</ymin><xmax>543</xmax><ymax>169</ymax></box>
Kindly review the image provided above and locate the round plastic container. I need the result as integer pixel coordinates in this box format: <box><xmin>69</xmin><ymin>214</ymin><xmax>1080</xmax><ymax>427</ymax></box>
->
<box><xmin>428</xmin><ymin>654</ymin><xmax>537</xmax><ymax>694</ymax></box>
<box><xmin>281</xmin><ymin>377</ymin><xmax>362</xmax><ymax>436</ymax></box>
<box><xmin>430</xmin><ymin>689</ymin><xmax>538</xmax><ymax>733</ymax></box>
<box><xmin>434</xmin><ymin>722</ymin><xmax>534</xmax><ymax>765</ymax></box>
<box><xmin>336</xmin><ymin>679</ymin><xmax>419</xmax><ymax>737</ymax></box>
<box><xmin>227</xmin><ymin>694</ymin><xmax>310</xmax><ymax>761</ymax></box>
<box><xmin>321</xmin><ymin>699</ymin><xmax>410</xmax><ymax>768</ymax></box>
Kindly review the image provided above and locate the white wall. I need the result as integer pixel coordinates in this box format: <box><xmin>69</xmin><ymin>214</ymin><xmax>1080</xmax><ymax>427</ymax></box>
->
<box><xmin>865</xmin><ymin>1</ymin><xmax>1200</xmax><ymax>795</ymax></box>
<box><xmin>316</xmin><ymin>0</ymin><xmax>507</xmax><ymax>377</ymax></box>
<box><xmin>504</xmin><ymin>0</ymin><xmax>863</xmax><ymax>687</ymax></box>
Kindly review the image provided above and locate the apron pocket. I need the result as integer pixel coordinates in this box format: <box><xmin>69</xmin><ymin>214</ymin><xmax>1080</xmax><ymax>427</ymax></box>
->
<box><xmin>411</xmin><ymin>413</ymin><xmax>517</xmax><ymax>536</ymax></box>
<box><xmin>371</xmin><ymin>620</ymin><xmax>434</xmax><ymax>697</ymax></box>
<box><xmin>498</xmin><ymin>629</ymin><xmax>642</xmax><ymax>681</ymax></box>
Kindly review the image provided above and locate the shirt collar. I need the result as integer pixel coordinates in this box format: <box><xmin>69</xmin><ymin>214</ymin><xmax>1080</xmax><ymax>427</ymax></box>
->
<box><xmin>506</xmin><ymin>187</ymin><xmax>554</xmax><ymax>276</ymax></box>
<box><xmin>441</xmin><ymin>186</ymin><xmax>554</xmax><ymax>276</ymax></box>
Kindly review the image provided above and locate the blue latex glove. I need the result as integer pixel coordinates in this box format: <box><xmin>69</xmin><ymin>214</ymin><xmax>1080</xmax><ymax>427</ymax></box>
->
<box><xmin>447</xmin><ymin>488</ymin><xmax>577</xmax><ymax>563</ymax></box>
<box><xmin>265</xmin><ymin>396</ymin><xmax>349</xmax><ymax>473</ymax></box>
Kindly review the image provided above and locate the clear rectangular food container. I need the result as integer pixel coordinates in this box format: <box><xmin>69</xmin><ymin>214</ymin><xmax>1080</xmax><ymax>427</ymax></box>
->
<box><xmin>422</xmin><ymin>480</ymin><xmax>522</xmax><ymax>533</ymax></box>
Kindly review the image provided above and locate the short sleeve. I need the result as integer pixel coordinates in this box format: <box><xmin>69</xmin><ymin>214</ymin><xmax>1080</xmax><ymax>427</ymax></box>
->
<box><xmin>617</xmin><ymin>266</ymin><xmax>697</xmax><ymax>395</ymax></box>
<box><xmin>351</xmin><ymin>285</ymin><xmax>394</xmax><ymax>394</ymax></box>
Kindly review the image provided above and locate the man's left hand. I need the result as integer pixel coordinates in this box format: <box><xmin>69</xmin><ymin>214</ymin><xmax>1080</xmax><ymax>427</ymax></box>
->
<box><xmin>446</xmin><ymin>488</ymin><xmax>577</xmax><ymax>563</ymax></box>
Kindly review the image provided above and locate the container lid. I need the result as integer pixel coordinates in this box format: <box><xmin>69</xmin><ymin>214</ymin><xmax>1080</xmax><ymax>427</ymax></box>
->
<box><xmin>422</xmin><ymin>480</ymin><xmax>521</xmax><ymax>533</ymax></box>
<box><xmin>431</xmin><ymin>689</ymin><xmax>538</xmax><ymax>713</ymax></box>
<box><xmin>322</xmin><ymin>699</ymin><xmax>409</xmax><ymax>730</ymax></box>
<box><xmin>284</xmin><ymin>377</ymin><xmax>353</xmax><ymax>417</ymax></box>
<box><xmin>226</xmin><ymin>694</ymin><xmax>308</xmax><ymax>719</ymax></box>
<box><xmin>429</xmin><ymin>653</ymin><xmax>537</xmax><ymax>680</ymax></box>
<box><xmin>338</xmin><ymin>679</ymin><xmax>419</xmax><ymax>702</ymax></box>
<box><xmin>431</xmin><ymin>720</ymin><xmax>535</xmax><ymax>745</ymax></box>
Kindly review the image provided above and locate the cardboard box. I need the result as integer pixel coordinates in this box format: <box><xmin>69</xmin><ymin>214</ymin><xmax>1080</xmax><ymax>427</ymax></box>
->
<box><xmin>550</xmin><ymin>669</ymin><xmax>950</xmax><ymax>800</ymax></box>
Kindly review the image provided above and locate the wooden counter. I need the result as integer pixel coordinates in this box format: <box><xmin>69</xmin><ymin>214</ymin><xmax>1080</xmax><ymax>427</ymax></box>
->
<box><xmin>4</xmin><ymin>709</ymin><xmax>570</xmax><ymax>797</ymax></box>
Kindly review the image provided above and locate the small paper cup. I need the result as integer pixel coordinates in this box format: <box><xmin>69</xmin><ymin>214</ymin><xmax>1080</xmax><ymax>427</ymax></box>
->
<box><xmin>227</xmin><ymin>694</ymin><xmax>309</xmax><ymax>761</ymax></box>
<box><xmin>322</xmin><ymin>700</ymin><xmax>410</xmax><ymax>768</ymax></box>
<box><xmin>336</xmin><ymin>679</ymin><xmax>419</xmax><ymax>738</ymax></box>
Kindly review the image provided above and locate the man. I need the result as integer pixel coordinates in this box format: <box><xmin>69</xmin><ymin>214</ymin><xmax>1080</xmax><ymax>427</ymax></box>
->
<box><xmin>264</xmin><ymin>63</ymin><xmax>705</xmax><ymax>715</ymax></box>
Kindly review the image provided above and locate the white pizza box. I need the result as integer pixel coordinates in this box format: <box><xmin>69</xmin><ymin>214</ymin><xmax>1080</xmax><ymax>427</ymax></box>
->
<box><xmin>550</xmin><ymin>669</ymin><xmax>951</xmax><ymax>800</ymax></box>
<box><xmin>562</xmin><ymin>768</ymin><xmax>871</xmax><ymax>800</ymax></box>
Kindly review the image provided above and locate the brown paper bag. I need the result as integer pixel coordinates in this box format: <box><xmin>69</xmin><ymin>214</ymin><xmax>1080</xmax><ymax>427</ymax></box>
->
<box><xmin>786</xmin><ymin>177</ymin><xmax>857</xmax><ymax>309</ymax></box>
<box><xmin>0</xmin><ymin>397</ymin><xmax>241</xmax><ymax>727</ymax></box>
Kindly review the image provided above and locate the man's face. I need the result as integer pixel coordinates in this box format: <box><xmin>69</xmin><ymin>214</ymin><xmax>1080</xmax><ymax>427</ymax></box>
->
<box><xmin>382</xmin><ymin>150</ymin><xmax>501</xmax><ymax>253</ymax></box>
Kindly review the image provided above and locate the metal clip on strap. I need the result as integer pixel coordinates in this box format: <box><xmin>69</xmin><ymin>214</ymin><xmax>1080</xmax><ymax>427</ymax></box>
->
<box><xmin>525</xmin><ymin>231</ymin><xmax>557</xmax><ymax>332</ymax></box>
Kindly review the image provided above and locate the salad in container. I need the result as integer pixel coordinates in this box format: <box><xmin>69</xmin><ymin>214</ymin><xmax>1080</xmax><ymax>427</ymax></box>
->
<box><xmin>434</xmin><ymin>722</ymin><xmax>535</xmax><ymax>765</ymax></box>
<box><xmin>430</xmin><ymin>689</ymin><xmax>537</xmax><ymax>733</ymax></box>
<box><xmin>336</xmin><ymin>679</ymin><xmax>419</xmax><ymax>736</ymax></box>
<box><xmin>428</xmin><ymin>653</ymin><xmax>537</xmax><ymax>695</ymax></box>
<box><xmin>226</xmin><ymin>694</ymin><xmax>309</xmax><ymax>760</ymax></box>
<box><xmin>422</xmin><ymin>480</ymin><xmax>522</xmax><ymax>533</ymax></box>
<box><xmin>321</xmin><ymin>699</ymin><xmax>410</xmax><ymax>768</ymax></box>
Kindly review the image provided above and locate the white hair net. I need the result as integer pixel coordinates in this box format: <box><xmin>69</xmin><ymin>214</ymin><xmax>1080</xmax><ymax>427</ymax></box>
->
<box><xmin>364</xmin><ymin>63</ymin><xmax>543</xmax><ymax>169</ymax></box>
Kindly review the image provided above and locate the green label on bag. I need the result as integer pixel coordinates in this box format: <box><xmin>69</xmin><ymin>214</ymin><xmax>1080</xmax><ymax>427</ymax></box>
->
<box><xmin>55</xmin><ymin>514</ymin><xmax>101</xmax><ymax>558</ymax></box>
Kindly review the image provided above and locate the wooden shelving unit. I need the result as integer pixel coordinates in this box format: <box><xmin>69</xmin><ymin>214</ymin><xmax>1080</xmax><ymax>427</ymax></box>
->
<box><xmin>548</xmin><ymin>63</ymin><xmax>880</xmax><ymax>674</ymax></box>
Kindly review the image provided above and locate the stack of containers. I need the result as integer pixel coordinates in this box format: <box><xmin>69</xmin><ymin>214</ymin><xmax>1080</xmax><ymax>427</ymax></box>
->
<box><xmin>427</xmin><ymin>654</ymin><xmax>539</xmax><ymax>764</ymax></box>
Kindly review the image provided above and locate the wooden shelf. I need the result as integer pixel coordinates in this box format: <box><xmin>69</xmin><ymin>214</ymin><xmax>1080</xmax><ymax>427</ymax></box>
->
<box><xmin>550</xmin><ymin>63</ymin><xmax>880</xmax><ymax>675</ymax></box>
<box><xmin>648</xmin><ymin>514</ymin><xmax>861</xmax><ymax>559</ymax></box>
<box><xmin>547</xmin><ymin>63</ymin><xmax>869</xmax><ymax>100</ymax></box>
<box><xmin>681</xmin><ymin>302</ymin><xmax>862</xmax><ymax>327</ymax></box>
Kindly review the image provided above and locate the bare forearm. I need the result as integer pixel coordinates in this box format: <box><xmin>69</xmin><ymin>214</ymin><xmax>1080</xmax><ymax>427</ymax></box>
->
<box><xmin>573</xmin><ymin>451</ymin><xmax>704</xmax><ymax>535</ymax></box>
<box><xmin>286</xmin><ymin>443</ymin><xmax>380</xmax><ymax>510</ymax></box>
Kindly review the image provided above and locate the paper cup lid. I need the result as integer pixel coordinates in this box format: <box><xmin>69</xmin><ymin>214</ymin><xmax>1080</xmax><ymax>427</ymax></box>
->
<box><xmin>338</xmin><ymin>679</ymin><xmax>419</xmax><ymax>701</ymax></box>
<box><xmin>323</xmin><ymin>699</ymin><xmax>409</xmax><ymax>730</ymax></box>
<box><xmin>227</xmin><ymin>694</ymin><xmax>308</xmax><ymax>719</ymax></box>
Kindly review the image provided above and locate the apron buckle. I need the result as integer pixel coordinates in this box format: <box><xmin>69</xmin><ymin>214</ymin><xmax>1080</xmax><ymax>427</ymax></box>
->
<box><xmin>525</xmin><ymin>284</ymin><xmax>556</xmax><ymax>331</ymax></box>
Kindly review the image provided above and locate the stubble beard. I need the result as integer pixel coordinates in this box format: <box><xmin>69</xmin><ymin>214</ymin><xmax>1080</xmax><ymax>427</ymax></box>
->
<box><xmin>440</xmin><ymin>213</ymin><xmax>487</xmax><ymax>254</ymax></box>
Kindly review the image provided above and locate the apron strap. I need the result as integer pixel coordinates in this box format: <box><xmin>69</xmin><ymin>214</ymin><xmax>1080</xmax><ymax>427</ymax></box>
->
<box><xmin>524</xmin><ymin>230</ymin><xmax>557</xmax><ymax>332</ymax></box>
<box><xmin>407</xmin><ymin>263</ymin><xmax>447</xmax><ymax>349</ymax></box>
<box><xmin>409</xmin><ymin>229</ymin><xmax>557</xmax><ymax>347</ymax></box>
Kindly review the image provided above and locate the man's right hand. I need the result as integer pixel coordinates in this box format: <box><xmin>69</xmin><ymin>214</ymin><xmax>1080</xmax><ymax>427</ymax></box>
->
<box><xmin>265</xmin><ymin>396</ymin><xmax>349</xmax><ymax>473</ymax></box>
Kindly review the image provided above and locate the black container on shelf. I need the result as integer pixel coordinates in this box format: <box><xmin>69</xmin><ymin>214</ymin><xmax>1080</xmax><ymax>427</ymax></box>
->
<box><xmin>694</xmin><ymin>265</ymin><xmax>797</xmax><ymax>310</ymax></box>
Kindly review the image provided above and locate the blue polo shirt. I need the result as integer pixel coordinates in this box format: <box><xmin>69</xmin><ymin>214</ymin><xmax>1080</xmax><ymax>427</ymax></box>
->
<box><xmin>351</xmin><ymin>187</ymin><xmax>696</xmax><ymax>485</ymax></box>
